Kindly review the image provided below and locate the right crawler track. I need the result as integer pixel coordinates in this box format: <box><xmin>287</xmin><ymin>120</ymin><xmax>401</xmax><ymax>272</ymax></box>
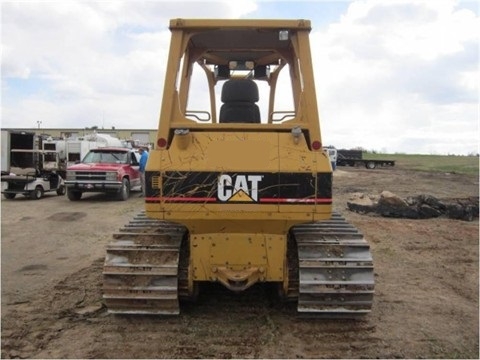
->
<box><xmin>291</xmin><ymin>213</ymin><xmax>375</xmax><ymax>318</ymax></box>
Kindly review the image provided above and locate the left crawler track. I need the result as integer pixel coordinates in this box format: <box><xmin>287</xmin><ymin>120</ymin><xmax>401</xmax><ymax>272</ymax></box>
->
<box><xmin>103</xmin><ymin>212</ymin><xmax>187</xmax><ymax>315</ymax></box>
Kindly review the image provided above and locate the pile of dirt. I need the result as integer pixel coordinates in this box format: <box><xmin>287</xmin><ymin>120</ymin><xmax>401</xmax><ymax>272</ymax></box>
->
<box><xmin>347</xmin><ymin>191</ymin><xmax>479</xmax><ymax>221</ymax></box>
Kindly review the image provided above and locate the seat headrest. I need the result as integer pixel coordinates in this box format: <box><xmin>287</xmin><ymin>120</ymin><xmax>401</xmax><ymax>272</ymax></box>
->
<box><xmin>221</xmin><ymin>79</ymin><xmax>259</xmax><ymax>103</ymax></box>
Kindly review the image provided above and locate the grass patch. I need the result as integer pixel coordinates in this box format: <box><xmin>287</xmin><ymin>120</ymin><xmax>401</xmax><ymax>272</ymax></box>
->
<box><xmin>364</xmin><ymin>153</ymin><xmax>479</xmax><ymax>175</ymax></box>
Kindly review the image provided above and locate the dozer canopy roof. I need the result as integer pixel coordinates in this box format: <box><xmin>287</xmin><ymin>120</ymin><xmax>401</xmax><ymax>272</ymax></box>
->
<box><xmin>157</xmin><ymin>18</ymin><xmax>323</xmax><ymax>149</ymax></box>
<box><xmin>169</xmin><ymin>19</ymin><xmax>311</xmax><ymax>67</ymax></box>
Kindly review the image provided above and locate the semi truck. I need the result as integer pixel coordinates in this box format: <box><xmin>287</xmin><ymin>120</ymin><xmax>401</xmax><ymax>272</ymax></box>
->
<box><xmin>42</xmin><ymin>132</ymin><xmax>125</xmax><ymax>172</ymax></box>
<box><xmin>66</xmin><ymin>133</ymin><xmax>124</xmax><ymax>167</ymax></box>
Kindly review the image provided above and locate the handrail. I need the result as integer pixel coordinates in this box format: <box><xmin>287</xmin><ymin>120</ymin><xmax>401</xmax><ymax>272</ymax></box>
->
<box><xmin>271</xmin><ymin>111</ymin><xmax>296</xmax><ymax>123</ymax></box>
<box><xmin>185</xmin><ymin>111</ymin><xmax>211</xmax><ymax>122</ymax></box>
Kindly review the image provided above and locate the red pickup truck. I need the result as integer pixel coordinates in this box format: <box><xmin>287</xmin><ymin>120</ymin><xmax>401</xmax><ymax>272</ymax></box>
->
<box><xmin>65</xmin><ymin>147</ymin><xmax>141</xmax><ymax>201</ymax></box>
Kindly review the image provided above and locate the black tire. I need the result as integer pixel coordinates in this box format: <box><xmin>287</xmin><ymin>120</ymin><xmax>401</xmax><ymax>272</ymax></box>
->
<box><xmin>366</xmin><ymin>161</ymin><xmax>376</xmax><ymax>169</ymax></box>
<box><xmin>67</xmin><ymin>188</ymin><xmax>82</xmax><ymax>201</ymax></box>
<box><xmin>3</xmin><ymin>193</ymin><xmax>16</xmax><ymax>200</ymax></box>
<box><xmin>56</xmin><ymin>185</ymin><xmax>66</xmax><ymax>196</ymax></box>
<box><xmin>117</xmin><ymin>178</ymin><xmax>130</xmax><ymax>201</ymax></box>
<box><xmin>30</xmin><ymin>185</ymin><xmax>44</xmax><ymax>200</ymax></box>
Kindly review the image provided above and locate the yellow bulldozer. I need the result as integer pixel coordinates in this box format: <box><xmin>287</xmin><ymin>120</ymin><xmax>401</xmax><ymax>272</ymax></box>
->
<box><xmin>103</xmin><ymin>19</ymin><xmax>374</xmax><ymax>317</ymax></box>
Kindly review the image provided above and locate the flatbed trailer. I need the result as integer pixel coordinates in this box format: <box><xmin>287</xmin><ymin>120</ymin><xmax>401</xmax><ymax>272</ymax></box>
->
<box><xmin>336</xmin><ymin>158</ymin><xmax>395</xmax><ymax>169</ymax></box>
<box><xmin>336</xmin><ymin>149</ymin><xmax>395</xmax><ymax>169</ymax></box>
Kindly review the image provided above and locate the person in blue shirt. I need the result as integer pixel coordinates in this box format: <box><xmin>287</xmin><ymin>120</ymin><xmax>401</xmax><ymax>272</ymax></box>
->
<box><xmin>138</xmin><ymin>147</ymin><xmax>149</xmax><ymax>197</ymax></box>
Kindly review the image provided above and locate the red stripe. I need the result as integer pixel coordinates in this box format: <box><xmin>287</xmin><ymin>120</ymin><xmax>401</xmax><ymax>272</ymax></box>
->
<box><xmin>146</xmin><ymin>197</ymin><xmax>332</xmax><ymax>204</ymax></box>
<box><xmin>260</xmin><ymin>198</ymin><xmax>332</xmax><ymax>203</ymax></box>
<box><xmin>146</xmin><ymin>197</ymin><xmax>216</xmax><ymax>203</ymax></box>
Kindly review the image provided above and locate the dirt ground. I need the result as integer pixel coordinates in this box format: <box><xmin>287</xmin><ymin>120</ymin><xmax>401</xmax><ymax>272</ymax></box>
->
<box><xmin>1</xmin><ymin>166</ymin><xmax>478</xmax><ymax>359</ymax></box>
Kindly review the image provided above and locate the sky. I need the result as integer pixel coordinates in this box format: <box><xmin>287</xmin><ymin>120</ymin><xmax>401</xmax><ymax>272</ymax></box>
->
<box><xmin>1</xmin><ymin>0</ymin><xmax>479</xmax><ymax>155</ymax></box>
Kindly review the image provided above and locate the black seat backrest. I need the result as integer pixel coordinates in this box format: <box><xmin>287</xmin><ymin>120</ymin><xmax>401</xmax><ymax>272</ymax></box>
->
<box><xmin>219</xmin><ymin>79</ymin><xmax>261</xmax><ymax>123</ymax></box>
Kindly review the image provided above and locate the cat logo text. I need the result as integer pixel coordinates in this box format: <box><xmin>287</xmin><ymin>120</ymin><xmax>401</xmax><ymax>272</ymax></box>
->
<box><xmin>217</xmin><ymin>174</ymin><xmax>263</xmax><ymax>202</ymax></box>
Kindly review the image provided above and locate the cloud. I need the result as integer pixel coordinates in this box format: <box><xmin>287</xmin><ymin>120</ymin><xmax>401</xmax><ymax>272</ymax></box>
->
<box><xmin>1</xmin><ymin>1</ymin><xmax>258</xmax><ymax>130</ymax></box>
<box><xmin>311</xmin><ymin>0</ymin><xmax>479</xmax><ymax>154</ymax></box>
<box><xmin>1</xmin><ymin>0</ymin><xmax>478</xmax><ymax>155</ymax></box>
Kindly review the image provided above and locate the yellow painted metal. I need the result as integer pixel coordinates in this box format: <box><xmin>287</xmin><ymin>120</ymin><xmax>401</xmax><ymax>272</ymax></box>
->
<box><xmin>146</xmin><ymin>19</ymin><xmax>332</xmax><ymax>292</ymax></box>
<box><xmin>169</xmin><ymin>18</ymin><xmax>312</xmax><ymax>30</ymax></box>
<box><xmin>191</xmin><ymin>233</ymin><xmax>285</xmax><ymax>289</ymax></box>
<box><xmin>162</xmin><ymin>132</ymin><xmax>279</xmax><ymax>172</ymax></box>
<box><xmin>145</xmin><ymin>130</ymin><xmax>332</xmax><ymax>233</ymax></box>
<box><xmin>155</xmin><ymin>18</ymin><xmax>322</xmax><ymax>146</ymax></box>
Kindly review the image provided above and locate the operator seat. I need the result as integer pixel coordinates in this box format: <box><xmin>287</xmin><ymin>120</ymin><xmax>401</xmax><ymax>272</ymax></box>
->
<box><xmin>219</xmin><ymin>79</ymin><xmax>261</xmax><ymax>123</ymax></box>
